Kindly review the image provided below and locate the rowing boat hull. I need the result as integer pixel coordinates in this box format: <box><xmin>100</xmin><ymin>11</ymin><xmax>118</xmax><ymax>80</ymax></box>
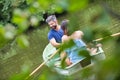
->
<box><xmin>43</xmin><ymin>43</ymin><xmax>105</xmax><ymax>76</ymax></box>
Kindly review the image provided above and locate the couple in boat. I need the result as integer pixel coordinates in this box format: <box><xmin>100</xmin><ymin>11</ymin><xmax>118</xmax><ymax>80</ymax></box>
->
<box><xmin>46</xmin><ymin>15</ymin><xmax>101</xmax><ymax>67</ymax></box>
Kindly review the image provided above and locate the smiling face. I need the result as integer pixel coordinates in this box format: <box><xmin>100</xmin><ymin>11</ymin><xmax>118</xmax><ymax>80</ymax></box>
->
<box><xmin>48</xmin><ymin>20</ymin><xmax>58</xmax><ymax>29</ymax></box>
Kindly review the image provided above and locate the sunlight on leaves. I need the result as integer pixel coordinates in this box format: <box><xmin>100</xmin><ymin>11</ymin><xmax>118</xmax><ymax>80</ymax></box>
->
<box><xmin>4</xmin><ymin>24</ymin><xmax>16</xmax><ymax>39</ymax></box>
<box><xmin>16</xmin><ymin>35</ymin><xmax>29</xmax><ymax>48</ymax></box>
<box><xmin>30</xmin><ymin>16</ymin><xmax>39</xmax><ymax>27</ymax></box>
<box><xmin>12</xmin><ymin>9</ymin><xmax>30</xmax><ymax>32</ymax></box>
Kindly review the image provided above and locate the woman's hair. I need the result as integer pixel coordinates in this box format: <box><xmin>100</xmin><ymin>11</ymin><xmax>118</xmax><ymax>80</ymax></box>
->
<box><xmin>61</xmin><ymin>19</ymin><xmax>69</xmax><ymax>35</ymax></box>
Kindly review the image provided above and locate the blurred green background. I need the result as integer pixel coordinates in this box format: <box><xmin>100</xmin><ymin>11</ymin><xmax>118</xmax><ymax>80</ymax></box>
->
<box><xmin>0</xmin><ymin>0</ymin><xmax>120</xmax><ymax>80</ymax></box>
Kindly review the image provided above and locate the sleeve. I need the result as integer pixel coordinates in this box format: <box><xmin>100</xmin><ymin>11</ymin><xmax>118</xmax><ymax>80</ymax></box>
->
<box><xmin>48</xmin><ymin>32</ymin><xmax>54</xmax><ymax>41</ymax></box>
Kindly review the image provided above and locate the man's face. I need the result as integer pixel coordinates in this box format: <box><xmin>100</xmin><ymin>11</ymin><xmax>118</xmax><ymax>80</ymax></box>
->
<box><xmin>48</xmin><ymin>21</ymin><xmax>57</xmax><ymax>29</ymax></box>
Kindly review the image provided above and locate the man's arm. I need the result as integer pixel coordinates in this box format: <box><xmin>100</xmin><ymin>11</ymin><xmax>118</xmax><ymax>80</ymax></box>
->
<box><xmin>50</xmin><ymin>38</ymin><xmax>61</xmax><ymax>48</ymax></box>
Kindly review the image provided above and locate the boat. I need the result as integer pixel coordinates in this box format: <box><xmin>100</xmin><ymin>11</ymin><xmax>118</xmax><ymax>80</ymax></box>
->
<box><xmin>42</xmin><ymin>43</ymin><xmax>106</xmax><ymax>76</ymax></box>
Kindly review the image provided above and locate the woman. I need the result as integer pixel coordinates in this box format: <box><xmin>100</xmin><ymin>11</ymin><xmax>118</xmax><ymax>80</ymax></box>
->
<box><xmin>60</xmin><ymin>20</ymin><xmax>87</xmax><ymax>66</ymax></box>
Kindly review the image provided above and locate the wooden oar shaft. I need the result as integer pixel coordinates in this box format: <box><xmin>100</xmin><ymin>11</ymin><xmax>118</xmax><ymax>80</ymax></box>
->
<box><xmin>27</xmin><ymin>49</ymin><xmax>59</xmax><ymax>79</ymax></box>
<box><xmin>94</xmin><ymin>32</ymin><xmax>120</xmax><ymax>42</ymax></box>
<box><xmin>29</xmin><ymin>61</ymin><xmax>46</xmax><ymax>77</ymax></box>
<box><xmin>111</xmin><ymin>32</ymin><xmax>120</xmax><ymax>37</ymax></box>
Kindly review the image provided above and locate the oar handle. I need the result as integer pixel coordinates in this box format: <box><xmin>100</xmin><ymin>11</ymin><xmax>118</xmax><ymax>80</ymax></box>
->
<box><xmin>94</xmin><ymin>32</ymin><xmax>120</xmax><ymax>42</ymax></box>
<box><xmin>111</xmin><ymin>32</ymin><xmax>120</xmax><ymax>37</ymax></box>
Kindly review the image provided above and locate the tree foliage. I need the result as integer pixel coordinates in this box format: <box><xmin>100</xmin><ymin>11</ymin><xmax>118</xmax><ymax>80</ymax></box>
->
<box><xmin>0</xmin><ymin>0</ymin><xmax>88</xmax><ymax>48</ymax></box>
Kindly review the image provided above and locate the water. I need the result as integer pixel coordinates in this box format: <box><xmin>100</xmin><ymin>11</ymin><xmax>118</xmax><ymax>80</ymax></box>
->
<box><xmin>0</xmin><ymin>28</ymin><xmax>49</xmax><ymax>80</ymax></box>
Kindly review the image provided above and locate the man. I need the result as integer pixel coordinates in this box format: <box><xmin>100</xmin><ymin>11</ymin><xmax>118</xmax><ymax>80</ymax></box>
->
<box><xmin>46</xmin><ymin>15</ymin><xmax>84</xmax><ymax>48</ymax></box>
<box><xmin>46</xmin><ymin>15</ymin><xmax>64</xmax><ymax>48</ymax></box>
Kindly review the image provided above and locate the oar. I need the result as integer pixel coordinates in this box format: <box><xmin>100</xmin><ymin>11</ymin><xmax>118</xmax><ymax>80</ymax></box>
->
<box><xmin>26</xmin><ymin>49</ymin><xmax>60</xmax><ymax>79</ymax></box>
<box><xmin>93</xmin><ymin>32</ymin><xmax>120</xmax><ymax>42</ymax></box>
<box><xmin>26</xmin><ymin>32</ymin><xmax>120</xmax><ymax>79</ymax></box>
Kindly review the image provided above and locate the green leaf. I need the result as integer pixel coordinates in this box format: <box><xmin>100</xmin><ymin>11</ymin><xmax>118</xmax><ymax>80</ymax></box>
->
<box><xmin>30</xmin><ymin>16</ymin><xmax>39</xmax><ymax>27</ymax></box>
<box><xmin>0</xmin><ymin>25</ymin><xmax>10</xmax><ymax>48</ymax></box>
<box><xmin>54</xmin><ymin>5</ymin><xmax>64</xmax><ymax>13</ymax></box>
<box><xmin>61</xmin><ymin>56</ymin><xmax>67</xmax><ymax>69</ymax></box>
<box><xmin>68</xmin><ymin>0</ymin><xmax>89</xmax><ymax>12</ymax></box>
<box><xmin>26</xmin><ymin>0</ymin><xmax>34</xmax><ymax>5</ymax></box>
<box><xmin>16</xmin><ymin>35</ymin><xmax>29</xmax><ymax>48</ymax></box>
<box><xmin>12</xmin><ymin>9</ymin><xmax>30</xmax><ymax>32</ymax></box>
<box><xmin>78</xmin><ymin>49</ymin><xmax>91</xmax><ymax>59</ymax></box>
<box><xmin>82</xmin><ymin>27</ymin><xmax>94</xmax><ymax>42</ymax></box>
<box><xmin>38</xmin><ymin>0</ymin><xmax>51</xmax><ymax>10</ymax></box>
<box><xmin>0</xmin><ymin>25</ymin><xmax>5</xmax><ymax>36</ymax></box>
<box><xmin>4</xmin><ymin>24</ymin><xmax>16</xmax><ymax>39</ymax></box>
<box><xmin>59</xmin><ymin>39</ymin><xmax>75</xmax><ymax>52</ymax></box>
<box><xmin>54</xmin><ymin>0</ymin><xmax>69</xmax><ymax>13</ymax></box>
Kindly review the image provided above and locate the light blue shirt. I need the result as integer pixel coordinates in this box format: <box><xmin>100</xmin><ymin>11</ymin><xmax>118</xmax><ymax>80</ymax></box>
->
<box><xmin>65</xmin><ymin>39</ymin><xmax>86</xmax><ymax>63</ymax></box>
